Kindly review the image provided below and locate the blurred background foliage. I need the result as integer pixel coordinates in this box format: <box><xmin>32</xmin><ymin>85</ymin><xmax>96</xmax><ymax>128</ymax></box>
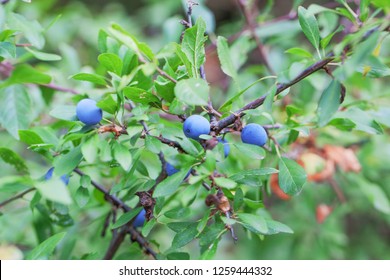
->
<box><xmin>0</xmin><ymin>0</ymin><xmax>389</xmax><ymax>260</ymax></box>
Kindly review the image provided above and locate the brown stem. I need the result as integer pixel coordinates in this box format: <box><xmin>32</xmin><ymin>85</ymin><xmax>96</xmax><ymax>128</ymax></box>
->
<box><xmin>156</xmin><ymin>67</ymin><xmax>178</xmax><ymax>83</ymax></box>
<box><xmin>74</xmin><ymin>168</ymin><xmax>132</xmax><ymax>211</ymax></box>
<box><xmin>214</xmin><ymin>56</ymin><xmax>334</xmax><ymax>133</ymax></box>
<box><xmin>184</xmin><ymin>0</ymin><xmax>220</xmax><ymax>119</ymax></box>
<box><xmin>138</xmin><ymin>56</ymin><xmax>177</xmax><ymax>83</ymax></box>
<box><xmin>73</xmin><ymin>168</ymin><xmax>158</xmax><ymax>259</ymax></box>
<box><xmin>41</xmin><ymin>83</ymin><xmax>79</xmax><ymax>95</ymax></box>
<box><xmin>153</xmin><ymin>135</ymin><xmax>185</xmax><ymax>152</ymax></box>
<box><xmin>236</xmin><ymin>0</ymin><xmax>274</xmax><ymax>74</ymax></box>
<box><xmin>0</xmin><ymin>188</ymin><xmax>35</xmax><ymax>209</ymax></box>
<box><xmin>103</xmin><ymin>225</ymin><xmax>129</xmax><ymax>260</ymax></box>
<box><xmin>328</xmin><ymin>178</ymin><xmax>346</xmax><ymax>203</ymax></box>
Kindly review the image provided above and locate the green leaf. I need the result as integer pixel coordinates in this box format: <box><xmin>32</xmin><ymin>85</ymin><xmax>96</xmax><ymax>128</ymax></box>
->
<box><xmin>49</xmin><ymin>105</ymin><xmax>77</xmax><ymax>121</ymax></box>
<box><xmin>265</xmin><ymin>220</ymin><xmax>294</xmax><ymax>234</ymax></box>
<box><xmin>197</xmin><ymin>208</ymin><xmax>211</xmax><ymax>233</ymax></box>
<box><xmin>155</xmin><ymin>79</ymin><xmax>175</xmax><ymax>102</ymax></box>
<box><xmin>244</xmin><ymin>199</ymin><xmax>264</xmax><ymax>209</ymax></box>
<box><xmin>219</xmin><ymin>76</ymin><xmax>276</xmax><ymax>113</ymax></box>
<box><xmin>175</xmin><ymin>43</ymin><xmax>194</xmax><ymax>77</ymax></box>
<box><xmin>230</xmin><ymin>168</ymin><xmax>278</xmax><ymax>188</ymax></box>
<box><xmin>234</xmin><ymin>187</ymin><xmax>244</xmax><ymax>211</ymax></box>
<box><xmin>123</xmin><ymin>87</ymin><xmax>161</xmax><ymax>107</ymax></box>
<box><xmin>98</xmin><ymin>29</ymin><xmax>109</xmax><ymax>53</ymax></box>
<box><xmin>81</xmin><ymin>135</ymin><xmax>98</xmax><ymax>164</ymax></box>
<box><xmin>111</xmin><ymin>207</ymin><xmax>143</xmax><ymax>229</ymax></box>
<box><xmin>317</xmin><ymin>80</ymin><xmax>341</xmax><ymax>127</ymax></box>
<box><xmin>214</xmin><ymin>177</ymin><xmax>237</xmax><ymax>190</ymax></box>
<box><xmin>75</xmin><ymin>186</ymin><xmax>89</xmax><ymax>208</ymax></box>
<box><xmin>359</xmin><ymin>55</ymin><xmax>390</xmax><ymax>78</ymax></box>
<box><xmin>53</xmin><ymin>146</ymin><xmax>83</xmax><ymax>176</ymax></box>
<box><xmin>278</xmin><ymin>157</ymin><xmax>307</xmax><ymax>196</ymax></box>
<box><xmin>171</xmin><ymin>223</ymin><xmax>198</xmax><ymax>250</ymax></box>
<box><xmin>359</xmin><ymin>179</ymin><xmax>390</xmax><ymax>215</ymax></box>
<box><xmin>335</xmin><ymin>107</ymin><xmax>383</xmax><ymax>134</ymax></box>
<box><xmin>98</xmin><ymin>53</ymin><xmax>123</xmax><ymax>76</ymax></box>
<box><xmin>26</xmin><ymin>47</ymin><xmax>62</xmax><ymax>61</ymax></box>
<box><xmin>96</xmin><ymin>94</ymin><xmax>117</xmax><ymax>114</ymax></box>
<box><xmin>71</xmin><ymin>73</ymin><xmax>107</xmax><ymax>86</ymax></box>
<box><xmin>164</xmin><ymin>207</ymin><xmax>191</xmax><ymax>219</ymax></box>
<box><xmin>0</xmin><ymin>147</ymin><xmax>29</xmax><ymax>174</ymax></box>
<box><xmin>167</xmin><ymin>252</ymin><xmax>190</xmax><ymax>260</ymax></box>
<box><xmin>142</xmin><ymin>218</ymin><xmax>157</xmax><ymax>237</ymax></box>
<box><xmin>217</xmin><ymin>36</ymin><xmax>238</xmax><ymax>84</ymax></box>
<box><xmin>108</xmin><ymin>23</ymin><xmax>140</xmax><ymax>55</ymax></box>
<box><xmin>153</xmin><ymin>168</ymin><xmax>191</xmax><ymax>198</ymax></box>
<box><xmin>328</xmin><ymin>118</ymin><xmax>356</xmax><ymax>131</ymax></box>
<box><xmin>8</xmin><ymin>12</ymin><xmax>45</xmax><ymax>49</ymax></box>
<box><xmin>35</xmin><ymin>178</ymin><xmax>72</xmax><ymax>205</ymax></box>
<box><xmin>181</xmin><ymin>17</ymin><xmax>207</xmax><ymax>78</ymax></box>
<box><xmin>174</xmin><ymin>78</ymin><xmax>209</xmax><ymax>106</ymax></box>
<box><xmin>234</xmin><ymin>143</ymin><xmax>266</xmax><ymax>160</ymax></box>
<box><xmin>298</xmin><ymin>6</ymin><xmax>320</xmax><ymax>52</ymax></box>
<box><xmin>113</xmin><ymin>143</ymin><xmax>132</xmax><ymax>171</ymax></box>
<box><xmin>0</xmin><ymin>85</ymin><xmax>31</xmax><ymax>139</ymax></box>
<box><xmin>26</xmin><ymin>232</ymin><xmax>66</xmax><ymax>260</ymax></box>
<box><xmin>200</xmin><ymin>240</ymin><xmax>219</xmax><ymax>260</ymax></box>
<box><xmin>335</xmin><ymin>32</ymin><xmax>380</xmax><ymax>78</ymax></box>
<box><xmin>0</xmin><ymin>42</ymin><xmax>16</xmax><ymax>58</ymax></box>
<box><xmin>237</xmin><ymin>213</ymin><xmax>268</xmax><ymax>235</ymax></box>
<box><xmin>264</xmin><ymin>85</ymin><xmax>277</xmax><ymax>113</ymax></box>
<box><xmin>108</xmin><ymin>23</ymin><xmax>155</xmax><ymax>62</ymax></box>
<box><xmin>320</xmin><ymin>25</ymin><xmax>345</xmax><ymax>49</ymax></box>
<box><xmin>145</xmin><ymin>135</ymin><xmax>162</xmax><ymax>153</ymax></box>
<box><xmin>285</xmin><ymin>47</ymin><xmax>314</xmax><ymax>58</ymax></box>
<box><xmin>18</xmin><ymin>130</ymin><xmax>44</xmax><ymax>145</ymax></box>
<box><xmin>2</xmin><ymin>64</ymin><xmax>51</xmax><ymax>86</ymax></box>
<box><xmin>0</xmin><ymin>176</ymin><xmax>31</xmax><ymax>193</ymax></box>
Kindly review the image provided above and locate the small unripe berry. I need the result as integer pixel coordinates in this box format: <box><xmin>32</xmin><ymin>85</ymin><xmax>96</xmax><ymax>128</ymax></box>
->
<box><xmin>76</xmin><ymin>99</ymin><xmax>102</xmax><ymax>125</ymax></box>
<box><xmin>183</xmin><ymin>115</ymin><xmax>210</xmax><ymax>140</ymax></box>
<box><xmin>241</xmin><ymin>123</ymin><xmax>268</xmax><ymax>147</ymax></box>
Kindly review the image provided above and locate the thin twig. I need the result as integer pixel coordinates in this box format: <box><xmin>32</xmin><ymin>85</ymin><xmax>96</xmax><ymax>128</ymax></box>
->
<box><xmin>73</xmin><ymin>168</ymin><xmax>158</xmax><ymax>259</ymax></box>
<box><xmin>74</xmin><ymin>168</ymin><xmax>132</xmax><ymax>211</ymax></box>
<box><xmin>184</xmin><ymin>0</ymin><xmax>220</xmax><ymax>121</ymax></box>
<box><xmin>103</xmin><ymin>224</ymin><xmax>129</xmax><ymax>260</ymax></box>
<box><xmin>138</xmin><ymin>56</ymin><xmax>177</xmax><ymax>83</ymax></box>
<box><xmin>213</xmin><ymin>56</ymin><xmax>334</xmax><ymax>133</ymax></box>
<box><xmin>328</xmin><ymin>178</ymin><xmax>346</xmax><ymax>203</ymax></box>
<box><xmin>41</xmin><ymin>83</ymin><xmax>79</xmax><ymax>94</ymax></box>
<box><xmin>128</xmin><ymin>227</ymin><xmax>158</xmax><ymax>259</ymax></box>
<box><xmin>0</xmin><ymin>188</ymin><xmax>35</xmax><ymax>209</ymax></box>
<box><xmin>236</xmin><ymin>0</ymin><xmax>274</xmax><ymax>74</ymax></box>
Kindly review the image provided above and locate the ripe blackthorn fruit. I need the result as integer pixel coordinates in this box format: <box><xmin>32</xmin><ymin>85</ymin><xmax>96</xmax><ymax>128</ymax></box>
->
<box><xmin>76</xmin><ymin>99</ymin><xmax>102</xmax><ymax>125</ymax></box>
<box><xmin>183</xmin><ymin>115</ymin><xmax>210</xmax><ymax>140</ymax></box>
<box><xmin>241</xmin><ymin>123</ymin><xmax>268</xmax><ymax>147</ymax></box>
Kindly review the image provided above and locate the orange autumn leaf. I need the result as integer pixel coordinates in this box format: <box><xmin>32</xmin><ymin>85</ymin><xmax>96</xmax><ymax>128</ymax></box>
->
<box><xmin>323</xmin><ymin>145</ymin><xmax>361</xmax><ymax>173</ymax></box>
<box><xmin>316</xmin><ymin>204</ymin><xmax>333</xmax><ymax>224</ymax></box>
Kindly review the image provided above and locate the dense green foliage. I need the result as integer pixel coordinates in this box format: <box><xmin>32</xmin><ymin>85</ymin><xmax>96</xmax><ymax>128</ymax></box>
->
<box><xmin>0</xmin><ymin>0</ymin><xmax>389</xmax><ymax>260</ymax></box>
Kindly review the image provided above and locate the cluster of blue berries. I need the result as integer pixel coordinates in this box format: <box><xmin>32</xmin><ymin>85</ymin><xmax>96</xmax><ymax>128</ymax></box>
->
<box><xmin>73</xmin><ymin>101</ymin><xmax>268</xmax><ymax>228</ymax></box>
<box><xmin>183</xmin><ymin>114</ymin><xmax>268</xmax><ymax>148</ymax></box>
